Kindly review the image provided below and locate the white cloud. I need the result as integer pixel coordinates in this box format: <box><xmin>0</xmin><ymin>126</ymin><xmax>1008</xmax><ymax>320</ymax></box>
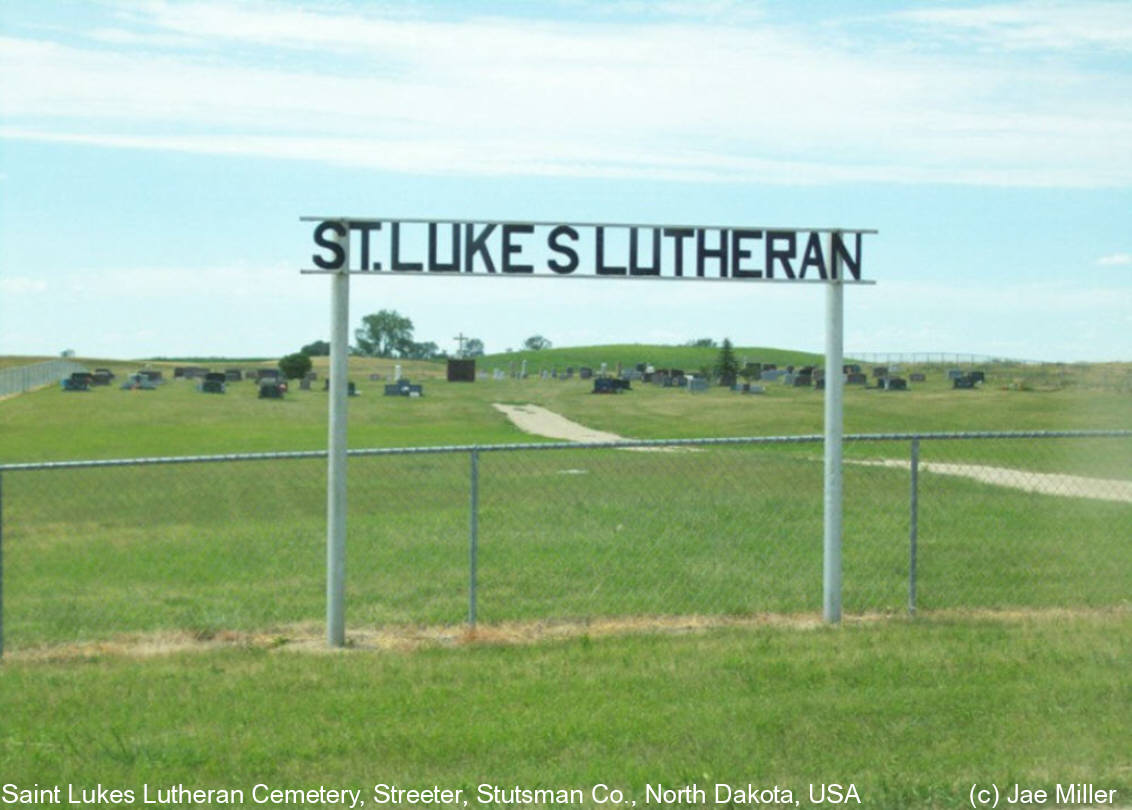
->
<box><xmin>890</xmin><ymin>1</ymin><xmax>1132</xmax><ymax>53</ymax></box>
<box><xmin>1</xmin><ymin>2</ymin><xmax>1130</xmax><ymax>187</ymax></box>
<box><xmin>0</xmin><ymin>276</ymin><xmax>49</xmax><ymax>294</ymax></box>
<box><xmin>1096</xmin><ymin>253</ymin><xmax>1131</xmax><ymax>266</ymax></box>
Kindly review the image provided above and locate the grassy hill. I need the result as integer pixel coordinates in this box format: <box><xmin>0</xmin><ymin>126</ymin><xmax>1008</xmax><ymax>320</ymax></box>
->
<box><xmin>480</xmin><ymin>343</ymin><xmax>824</xmax><ymax>374</ymax></box>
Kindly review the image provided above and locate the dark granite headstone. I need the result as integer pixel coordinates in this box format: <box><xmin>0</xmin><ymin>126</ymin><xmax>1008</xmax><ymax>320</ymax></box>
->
<box><xmin>846</xmin><ymin>373</ymin><xmax>868</xmax><ymax>385</ymax></box>
<box><xmin>447</xmin><ymin>358</ymin><xmax>476</xmax><ymax>382</ymax></box>
<box><xmin>258</xmin><ymin>382</ymin><xmax>285</xmax><ymax>398</ymax></box>
<box><xmin>579</xmin><ymin>367</ymin><xmax>593</xmax><ymax>379</ymax></box>
<box><xmin>225</xmin><ymin>369</ymin><xmax>243</xmax><ymax>381</ymax></box>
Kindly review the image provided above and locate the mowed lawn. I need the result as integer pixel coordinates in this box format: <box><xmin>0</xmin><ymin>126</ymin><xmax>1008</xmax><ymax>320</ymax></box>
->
<box><xmin>0</xmin><ymin>349</ymin><xmax>1129</xmax><ymax>806</ymax></box>
<box><xmin>1</xmin><ymin>614</ymin><xmax>1128</xmax><ymax>810</ymax></box>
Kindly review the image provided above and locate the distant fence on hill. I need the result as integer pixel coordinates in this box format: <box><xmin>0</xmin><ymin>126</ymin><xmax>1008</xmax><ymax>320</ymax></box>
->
<box><xmin>0</xmin><ymin>360</ymin><xmax>87</xmax><ymax>398</ymax></box>
<box><xmin>1</xmin><ymin>430</ymin><xmax>1129</xmax><ymax>656</ymax></box>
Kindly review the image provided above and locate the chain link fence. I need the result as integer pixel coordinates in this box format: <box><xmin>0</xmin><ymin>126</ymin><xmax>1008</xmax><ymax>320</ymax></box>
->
<box><xmin>1</xmin><ymin>431</ymin><xmax>1129</xmax><ymax>654</ymax></box>
<box><xmin>0</xmin><ymin>360</ymin><xmax>88</xmax><ymax>398</ymax></box>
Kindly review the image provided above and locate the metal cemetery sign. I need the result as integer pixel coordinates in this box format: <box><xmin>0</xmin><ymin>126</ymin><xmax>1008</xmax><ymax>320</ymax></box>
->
<box><xmin>302</xmin><ymin>218</ymin><xmax>875</xmax><ymax>282</ymax></box>
<box><xmin>301</xmin><ymin>215</ymin><xmax>876</xmax><ymax>648</ymax></box>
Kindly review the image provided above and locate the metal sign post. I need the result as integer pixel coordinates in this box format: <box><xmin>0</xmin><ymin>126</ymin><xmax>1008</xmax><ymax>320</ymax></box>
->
<box><xmin>326</xmin><ymin>223</ymin><xmax>349</xmax><ymax>647</ymax></box>
<box><xmin>302</xmin><ymin>217</ymin><xmax>874</xmax><ymax>644</ymax></box>
<box><xmin>823</xmin><ymin>233</ymin><xmax>844</xmax><ymax>623</ymax></box>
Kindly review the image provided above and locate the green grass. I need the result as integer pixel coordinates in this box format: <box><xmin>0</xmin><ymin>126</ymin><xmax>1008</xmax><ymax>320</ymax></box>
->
<box><xmin>2</xmin><ymin>350</ymin><xmax>1129</xmax><ymax>463</ymax></box>
<box><xmin>4</xmin><ymin>443</ymin><xmax>1128</xmax><ymax>648</ymax></box>
<box><xmin>1</xmin><ymin>614</ymin><xmax>1128</xmax><ymax>810</ymax></box>
<box><xmin>0</xmin><ymin>346</ymin><xmax>1129</xmax><ymax>805</ymax></box>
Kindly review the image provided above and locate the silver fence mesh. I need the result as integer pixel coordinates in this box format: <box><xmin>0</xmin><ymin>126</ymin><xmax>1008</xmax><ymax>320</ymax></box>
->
<box><xmin>0</xmin><ymin>360</ymin><xmax>88</xmax><ymax>397</ymax></box>
<box><xmin>1</xmin><ymin>432</ymin><xmax>1129</xmax><ymax>653</ymax></box>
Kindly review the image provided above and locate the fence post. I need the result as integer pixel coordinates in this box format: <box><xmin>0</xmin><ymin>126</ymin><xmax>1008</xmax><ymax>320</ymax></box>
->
<box><xmin>909</xmin><ymin>438</ymin><xmax>919</xmax><ymax>615</ymax></box>
<box><xmin>469</xmin><ymin>449</ymin><xmax>479</xmax><ymax>628</ymax></box>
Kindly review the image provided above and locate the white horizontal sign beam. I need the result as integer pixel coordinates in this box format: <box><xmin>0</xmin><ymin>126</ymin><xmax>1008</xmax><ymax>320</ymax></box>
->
<box><xmin>301</xmin><ymin>218</ymin><xmax>877</xmax><ymax>283</ymax></box>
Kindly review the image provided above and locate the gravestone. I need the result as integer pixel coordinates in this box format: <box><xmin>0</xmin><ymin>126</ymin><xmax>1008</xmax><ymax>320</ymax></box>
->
<box><xmin>493</xmin><ymin>369</ymin><xmax>506</xmax><ymax>381</ymax></box>
<box><xmin>579</xmin><ymin>367</ymin><xmax>593</xmax><ymax>379</ymax></box>
<box><xmin>846</xmin><ymin>372</ymin><xmax>868</xmax><ymax>385</ymax></box>
<box><xmin>447</xmin><ymin>359</ymin><xmax>476</xmax><ymax>382</ymax></box>
<box><xmin>91</xmin><ymin>371</ymin><xmax>112</xmax><ymax>386</ymax></box>
<box><xmin>62</xmin><ymin>373</ymin><xmax>91</xmax><ymax>392</ymax></box>
<box><xmin>947</xmin><ymin>369</ymin><xmax>964</xmax><ymax>380</ymax></box>
<box><xmin>815</xmin><ymin>378</ymin><xmax>825</xmax><ymax>390</ymax></box>
<box><xmin>872</xmin><ymin>366</ymin><xmax>888</xmax><ymax>379</ymax></box>
<box><xmin>792</xmin><ymin>374</ymin><xmax>813</xmax><ymax>387</ymax></box>
<box><xmin>969</xmin><ymin>371</ymin><xmax>986</xmax><ymax>383</ymax></box>
<box><xmin>225</xmin><ymin>369</ymin><xmax>243</xmax><ymax>381</ymax></box>
<box><xmin>882</xmin><ymin>377</ymin><xmax>908</xmax><ymax>391</ymax></box>
<box><xmin>394</xmin><ymin>364</ymin><xmax>402</xmax><ymax>381</ymax></box>
<box><xmin>842</xmin><ymin>364</ymin><xmax>861</xmax><ymax>374</ymax></box>
<box><xmin>300</xmin><ymin>378</ymin><xmax>312</xmax><ymax>390</ymax></box>
<box><xmin>200</xmin><ymin>372</ymin><xmax>227</xmax><ymax>394</ymax></box>
<box><xmin>258</xmin><ymin>382</ymin><xmax>285</xmax><ymax>399</ymax></box>
<box><xmin>257</xmin><ymin>369</ymin><xmax>280</xmax><ymax>381</ymax></box>
<box><xmin>909</xmin><ymin>373</ymin><xmax>926</xmax><ymax>382</ymax></box>
<box><xmin>120</xmin><ymin>373</ymin><xmax>156</xmax><ymax>391</ymax></box>
<box><xmin>688</xmin><ymin>378</ymin><xmax>709</xmax><ymax>393</ymax></box>
<box><xmin>592</xmin><ymin>377</ymin><xmax>620</xmax><ymax>394</ymax></box>
<box><xmin>953</xmin><ymin>375</ymin><xmax>977</xmax><ymax>389</ymax></box>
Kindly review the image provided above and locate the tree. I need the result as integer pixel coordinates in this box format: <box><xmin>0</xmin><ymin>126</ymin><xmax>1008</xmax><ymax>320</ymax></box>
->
<box><xmin>402</xmin><ymin>341</ymin><xmax>443</xmax><ymax>360</ymax></box>
<box><xmin>354</xmin><ymin>310</ymin><xmax>414</xmax><ymax>357</ymax></box>
<box><xmin>301</xmin><ymin>340</ymin><xmax>330</xmax><ymax>356</ymax></box>
<box><xmin>715</xmin><ymin>338</ymin><xmax>739</xmax><ymax>386</ymax></box>
<box><xmin>278</xmin><ymin>352</ymin><xmax>312</xmax><ymax>380</ymax></box>
<box><xmin>463</xmin><ymin>338</ymin><xmax>485</xmax><ymax>358</ymax></box>
<box><xmin>685</xmin><ymin>337</ymin><xmax>717</xmax><ymax>348</ymax></box>
<box><xmin>523</xmin><ymin>335</ymin><xmax>552</xmax><ymax>351</ymax></box>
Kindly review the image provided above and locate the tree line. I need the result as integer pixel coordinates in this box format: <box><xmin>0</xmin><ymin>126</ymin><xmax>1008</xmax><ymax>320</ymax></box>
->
<box><xmin>278</xmin><ymin>310</ymin><xmax>555</xmax><ymax>379</ymax></box>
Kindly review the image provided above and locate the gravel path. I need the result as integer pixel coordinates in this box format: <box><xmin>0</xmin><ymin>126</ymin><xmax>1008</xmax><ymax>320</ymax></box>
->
<box><xmin>852</xmin><ymin>459</ymin><xmax>1132</xmax><ymax>503</ymax></box>
<box><xmin>494</xmin><ymin>403</ymin><xmax>1131</xmax><ymax>503</ymax></box>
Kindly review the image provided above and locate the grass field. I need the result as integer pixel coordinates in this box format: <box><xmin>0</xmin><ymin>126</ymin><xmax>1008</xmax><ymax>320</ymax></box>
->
<box><xmin>0</xmin><ymin>347</ymin><xmax>1129</xmax><ymax>807</ymax></box>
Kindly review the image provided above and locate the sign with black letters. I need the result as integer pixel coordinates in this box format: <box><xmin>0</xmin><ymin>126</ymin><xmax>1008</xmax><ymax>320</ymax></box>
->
<box><xmin>302</xmin><ymin>217</ymin><xmax>875</xmax><ymax>282</ymax></box>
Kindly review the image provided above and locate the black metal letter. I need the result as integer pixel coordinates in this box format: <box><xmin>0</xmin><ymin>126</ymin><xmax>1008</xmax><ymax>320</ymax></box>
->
<box><xmin>502</xmin><ymin>224</ymin><xmax>534</xmax><ymax>273</ymax></box>
<box><xmin>730</xmin><ymin>229</ymin><xmax>763</xmax><ymax>278</ymax></box>
<box><xmin>428</xmin><ymin>222</ymin><xmax>460</xmax><ymax>272</ymax></box>
<box><xmin>696</xmin><ymin>228</ymin><xmax>729</xmax><ymax>277</ymax></box>
<box><xmin>313</xmin><ymin>220</ymin><xmax>347</xmax><ymax>270</ymax></box>
<box><xmin>464</xmin><ymin>223</ymin><xmax>497</xmax><ymax>273</ymax></box>
<box><xmin>662</xmin><ymin>228</ymin><xmax>694</xmax><ymax>277</ymax></box>
<box><xmin>629</xmin><ymin>228</ymin><xmax>661</xmax><ymax>276</ymax></box>
<box><xmin>349</xmin><ymin>220</ymin><xmax>383</xmax><ymax>271</ymax></box>
<box><xmin>765</xmin><ymin>231</ymin><xmax>797</xmax><ymax>279</ymax></box>
<box><xmin>596</xmin><ymin>227</ymin><xmax>627</xmax><ymax>275</ymax></box>
<box><xmin>391</xmin><ymin>222</ymin><xmax>422</xmax><ymax>272</ymax></box>
<box><xmin>547</xmin><ymin>225</ymin><xmax>580</xmax><ymax>274</ymax></box>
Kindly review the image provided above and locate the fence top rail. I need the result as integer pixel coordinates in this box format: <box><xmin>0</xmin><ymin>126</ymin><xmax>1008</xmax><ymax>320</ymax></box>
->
<box><xmin>1</xmin><ymin>430</ymin><xmax>1129</xmax><ymax>472</ymax></box>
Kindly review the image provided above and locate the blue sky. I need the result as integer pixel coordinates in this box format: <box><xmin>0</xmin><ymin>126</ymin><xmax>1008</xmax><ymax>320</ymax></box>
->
<box><xmin>1</xmin><ymin>0</ymin><xmax>1129</xmax><ymax>361</ymax></box>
